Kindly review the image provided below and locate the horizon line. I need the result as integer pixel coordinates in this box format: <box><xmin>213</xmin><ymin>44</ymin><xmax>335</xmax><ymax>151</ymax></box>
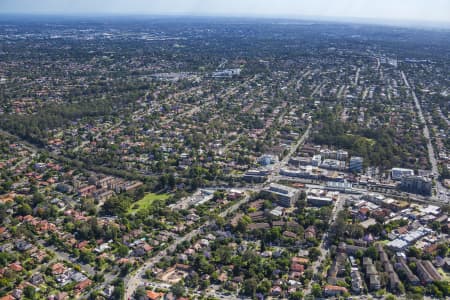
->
<box><xmin>1</xmin><ymin>12</ymin><xmax>450</xmax><ymax>30</ymax></box>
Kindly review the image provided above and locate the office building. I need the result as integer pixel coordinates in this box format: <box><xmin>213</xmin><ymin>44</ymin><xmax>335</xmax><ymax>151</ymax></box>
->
<box><xmin>391</xmin><ymin>168</ymin><xmax>414</xmax><ymax>180</ymax></box>
<box><xmin>264</xmin><ymin>183</ymin><xmax>300</xmax><ymax>207</ymax></box>
<box><xmin>349</xmin><ymin>156</ymin><xmax>363</xmax><ymax>173</ymax></box>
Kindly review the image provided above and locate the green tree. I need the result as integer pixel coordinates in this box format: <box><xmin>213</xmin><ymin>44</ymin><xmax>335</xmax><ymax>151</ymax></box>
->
<box><xmin>256</xmin><ymin>279</ymin><xmax>272</xmax><ymax>294</ymax></box>
<box><xmin>290</xmin><ymin>291</ymin><xmax>304</xmax><ymax>300</ymax></box>
<box><xmin>171</xmin><ymin>282</ymin><xmax>186</xmax><ymax>297</ymax></box>
<box><xmin>365</xmin><ymin>246</ymin><xmax>379</xmax><ymax>260</ymax></box>
<box><xmin>437</xmin><ymin>243</ymin><xmax>448</xmax><ymax>257</ymax></box>
<box><xmin>117</xmin><ymin>244</ymin><xmax>130</xmax><ymax>257</ymax></box>
<box><xmin>408</xmin><ymin>247</ymin><xmax>422</xmax><ymax>259</ymax></box>
<box><xmin>134</xmin><ymin>287</ymin><xmax>147</xmax><ymax>300</ymax></box>
<box><xmin>112</xmin><ymin>280</ymin><xmax>124</xmax><ymax>300</ymax></box>
<box><xmin>308</xmin><ymin>247</ymin><xmax>321</xmax><ymax>261</ymax></box>
<box><xmin>17</xmin><ymin>203</ymin><xmax>32</xmax><ymax>216</ymax></box>
<box><xmin>24</xmin><ymin>286</ymin><xmax>36</xmax><ymax>299</ymax></box>
<box><xmin>386</xmin><ymin>294</ymin><xmax>397</xmax><ymax>300</ymax></box>
<box><xmin>102</xmin><ymin>195</ymin><xmax>131</xmax><ymax>216</ymax></box>
<box><xmin>311</xmin><ymin>283</ymin><xmax>322</xmax><ymax>298</ymax></box>
<box><xmin>243</xmin><ymin>278</ymin><xmax>258</xmax><ymax>297</ymax></box>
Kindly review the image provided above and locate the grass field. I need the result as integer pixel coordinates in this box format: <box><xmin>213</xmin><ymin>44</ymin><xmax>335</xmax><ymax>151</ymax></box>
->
<box><xmin>128</xmin><ymin>193</ymin><xmax>170</xmax><ymax>213</ymax></box>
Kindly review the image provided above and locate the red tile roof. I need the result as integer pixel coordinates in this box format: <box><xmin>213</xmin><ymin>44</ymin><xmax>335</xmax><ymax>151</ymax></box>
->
<box><xmin>146</xmin><ymin>290</ymin><xmax>164</xmax><ymax>300</ymax></box>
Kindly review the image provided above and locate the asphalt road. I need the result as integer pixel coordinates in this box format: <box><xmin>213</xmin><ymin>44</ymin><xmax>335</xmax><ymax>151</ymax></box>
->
<box><xmin>304</xmin><ymin>196</ymin><xmax>345</xmax><ymax>295</ymax></box>
<box><xmin>402</xmin><ymin>71</ymin><xmax>448</xmax><ymax>203</ymax></box>
<box><xmin>267</xmin><ymin>123</ymin><xmax>312</xmax><ymax>183</ymax></box>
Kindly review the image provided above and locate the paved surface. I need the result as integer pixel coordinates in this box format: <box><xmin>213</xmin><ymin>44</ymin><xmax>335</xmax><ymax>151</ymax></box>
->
<box><xmin>267</xmin><ymin>123</ymin><xmax>312</xmax><ymax>183</ymax></box>
<box><xmin>438</xmin><ymin>108</ymin><xmax>450</xmax><ymax>127</ymax></box>
<box><xmin>402</xmin><ymin>71</ymin><xmax>448</xmax><ymax>203</ymax></box>
<box><xmin>304</xmin><ymin>196</ymin><xmax>345</xmax><ymax>295</ymax></box>
<box><xmin>37</xmin><ymin>240</ymin><xmax>95</xmax><ymax>274</ymax></box>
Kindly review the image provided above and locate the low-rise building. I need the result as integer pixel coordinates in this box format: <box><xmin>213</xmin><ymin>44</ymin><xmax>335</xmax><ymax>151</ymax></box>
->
<box><xmin>311</xmin><ymin>155</ymin><xmax>322</xmax><ymax>166</ymax></box>
<box><xmin>416</xmin><ymin>260</ymin><xmax>442</xmax><ymax>284</ymax></box>
<box><xmin>391</xmin><ymin>168</ymin><xmax>414</xmax><ymax>180</ymax></box>
<box><xmin>323</xmin><ymin>285</ymin><xmax>348</xmax><ymax>297</ymax></box>
<box><xmin>351</xmin><ymin>269</ymin><xmax>363</xmax><ymax>294</ymax></box>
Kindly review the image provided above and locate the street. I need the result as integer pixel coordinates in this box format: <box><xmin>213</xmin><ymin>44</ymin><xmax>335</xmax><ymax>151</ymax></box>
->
<box><xmin>304</xmin><ymin>196</ymin><xmax>345</xmax><ymax>295</ymax></box>
<box><xmin>402</xmin><ymin>71</ymin><xmax>448</xmax><ymax>203</ymax></box>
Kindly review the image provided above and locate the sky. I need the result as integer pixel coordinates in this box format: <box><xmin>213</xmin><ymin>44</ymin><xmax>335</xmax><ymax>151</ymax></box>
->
<box><xmin>1</xmin><ymin>0</ymin><xmax>450</xmax><ymax>25</ymax></box>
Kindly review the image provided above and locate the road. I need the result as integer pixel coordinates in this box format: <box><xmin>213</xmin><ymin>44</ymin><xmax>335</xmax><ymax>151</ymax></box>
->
<box><xmin>437</xmin><ymin>108</ymin><xmax>450</xmax><ymax>127</ymax></box>
<box><xmin>124</xmin><ymin>191</ymin><xmax>252</xmax><ymax>299</ymax></box>
<box><xmin>72</xmin><ymin>119</ymin><xmax>124</xmax><ymax>152</ymax></box>
<box><xmin>402</xmin><ymin>71</ymin><xmax>448</xmax><ymax>203</ymax></box>
<box><xmin>304</xmin><ymin>196</ymin><xmax>345</xmax><ymax>295</ymax></box>
<box><xmin>402</xmin><ymin>71</ymin><xmax>437</xmax><ymax>174</ymax></box>
<box><xmin>37</xmin><ymin>240</ymin><xmax>95</xmax><ymax>274</ymax></box>
<box><xmin>0</xmin><ymin>130</ymin><xmax>38</xmax><ymax>172</ymax></box>
<box><xmin>8</xmin><ymin>150</ymin><xmax>37</xmax><ymax>171</ymax></box>
<box><xmin>267</xmin><ymin>123</ymin><xmax>312</xmax><ymax>183</ymax></box>
<box><xmin>354</xmin><ymin>67</ymin><xmax>360</xmax><ymax>86</ymax></box>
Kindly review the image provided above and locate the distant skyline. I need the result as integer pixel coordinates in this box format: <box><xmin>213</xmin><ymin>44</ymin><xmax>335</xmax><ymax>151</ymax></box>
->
<box><xmin>1</xmin><ymin>0</ymin><xmax>450</xmax><ymax>25</ymax></box>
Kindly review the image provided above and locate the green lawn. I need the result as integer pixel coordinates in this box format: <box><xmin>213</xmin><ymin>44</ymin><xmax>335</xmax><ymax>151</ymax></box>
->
<box><xmin>128</xmin><ymin>193</ymin><xmax>170</xmax><ymax>213</ymax></box>
<box><xmin>438</xmin><ymin>268</ymin><xmax>450</xmax><ymax>281</ymax></box>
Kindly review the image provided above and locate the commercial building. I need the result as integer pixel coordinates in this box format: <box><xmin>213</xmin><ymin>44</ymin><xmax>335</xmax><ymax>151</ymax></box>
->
<box><xmin>288</xmin><ymin>156</ymin><xmax>312</xmax><ymax>167</ymax></box>
<box><xmin>391</xmin><ymin>168</ymin><xmax>414</xmax><ymax>180</ymax></box>
<box><xmin>264</xmin><ymin>183</ymin><xmax>300</xmax><ymax>207</ymax></box>
<box><xmin>280</xmin><ymin>166</ymin><xmax>324</xmax><ymax>180</ymax></box>
<box><xmin>307</xmin><ymin>189</ymin><xmax>336</xmax><ymax>207</ymax></box>
<box><xmin>311</xmin><ymin>155</ymin><xmax>322</xmax><ymax>167</ymax></box>
<box><xmin>321</xmin><ymin>159</ymin><xmax>346</xmax><ymax>171</ymax></box>
<box><xmin>337</xmin><ymin>150</ymin><xmax>349</xmax><ymax>161</ymax></box>
<box><xmin>243</xmin><ymin>169</ymin><xmax>270</xmax><ymax>183</ymax></box>
<box><xmin>326</xmin><ymin>180</ymin><xmax>354</xmax><ymax>193</ymax></box>
<box><xmin>349</xmin><ymin>156</ymin><xmax>363</xmax><ymax>173</ymax></box>
<box><xmin>258</xmin><ymin>154</ymin><xmax>277</xmax><ymax>166</ymax></box>
<box><xmin>387</xmin><ymin>228</ymin><xmax>432</xmax><ymax>251</ymax></box>
<box><xmin>307</xmin><ymin>195</ymin><xmax>333</xmax><ymax>207</ymax></box>
<box><xmin>212</xmin><ymin>68</ymin><xmax>241</xmax><ymax>78</ymax></box>
<box><xmin>399</xmin><ymin>176</ymin><xmax>432</xmax><ymax>196</ymax></box>
<box><xmin>319</xmin><ymin>149</ymin><xmax>349</xmax><ymax>161</ymax></box>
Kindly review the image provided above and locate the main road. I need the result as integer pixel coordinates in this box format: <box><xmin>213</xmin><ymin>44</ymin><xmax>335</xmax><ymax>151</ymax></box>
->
<box><xmin>267</xmin><ymin>123</ymin><xmax>312</xmax><ymax>183</ymax></box>
<box><xmin>401</xmin><ymin>71</ymin><xmax>437</xmax><ymax>174</ymax></box>
<box><xmin>401</xmin><ymin>71</ymin><xmax>448</xmax><ymax>202</ymax></box>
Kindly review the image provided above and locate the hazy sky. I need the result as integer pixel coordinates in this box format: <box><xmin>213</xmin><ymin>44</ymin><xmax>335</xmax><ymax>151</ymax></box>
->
<box><xmin>1</xmin><ymin>0</ymin><xmax>450</xmax><ymax>24</ymax></box>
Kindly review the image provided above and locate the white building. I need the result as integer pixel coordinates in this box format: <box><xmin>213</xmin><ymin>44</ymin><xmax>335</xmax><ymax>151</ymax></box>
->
<box><xmin>312</xmin><ymin>155</ymin><xmax>322</xmax><ymax>167</ymax></box>
<box><xmin>391</xmin><ymin>168</ymin><xmax>414</xmax><ymax>180</ymax></box>
<box><xmin>264</xmin><ymin>183</ymin><xmax>300</xmax><ymax>207</ymax></box>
